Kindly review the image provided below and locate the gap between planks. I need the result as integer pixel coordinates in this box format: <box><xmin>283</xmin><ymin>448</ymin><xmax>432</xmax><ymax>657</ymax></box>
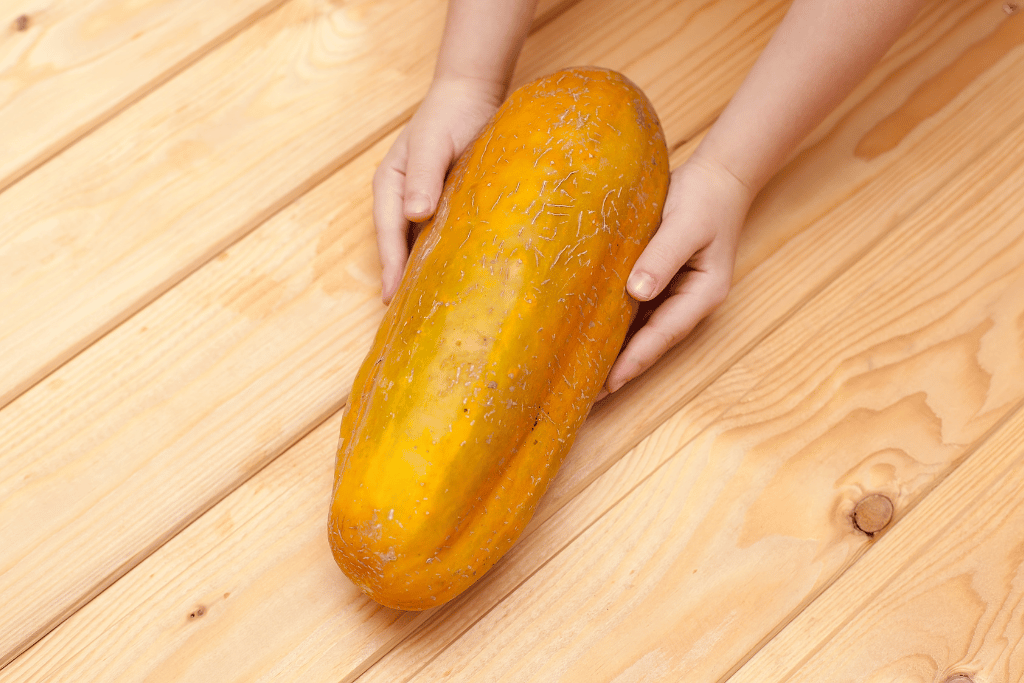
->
<box><xmin>0</xmin><ymin>93</ymin><xmax>418</xmax><ymax>407</ymax></box>
<box><xmin>361</xmin><ymin>278</ymin><xmax>1024</xmax><ymax>683</ymax></box>
<box><xmin>0</xmin><ymin>0</ymin><xmax>292</xmax><ymax>198</ymax></box>
<box><xmin>0</xmin><ymin>0</ymin><xmax>1007</xmax><ymax>675</ymax></box>
<box><xmin>0</xmin><ymin>0</ymin><xmax>630</xmax><ymax>668</ymax></box>
<box><xmin>713</xmin><ymin>393</ymin><xmax>1024</xmax><ymax>683</ymax></box>
<box><xmin>0</xmin><ymin>0</ymin><xmax>584</xmax><ymax>414</ymax></box>
<box><xmin>216</xmin><ymin>6</ymin><xmax>1024</xmax><ymax>678</ymax></box>
<box><xmin>727</xmin><ymin>394</ymin><xmax>1024</xmax><ymax>682</ymax></box>
<box><xmin>0</xmin><ymin>0</ymin><xmax>583</xmax><ymax>201</ymax></box>
<box><xmin>380</xmin><ymin>89</ymin><xmax>1024</xmax><ymax>682</ymax></box>
<box><xmin>353</xmin><ymin>12</ymin><xmax>1024</xmax><ymax>679</ymax></box>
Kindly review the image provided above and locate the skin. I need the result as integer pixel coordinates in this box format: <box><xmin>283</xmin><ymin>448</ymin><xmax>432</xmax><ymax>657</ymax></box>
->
<box><xmin>373</xmin><ymin>0</ymin><xmax>929</xmax><ymax>396</ymax></box>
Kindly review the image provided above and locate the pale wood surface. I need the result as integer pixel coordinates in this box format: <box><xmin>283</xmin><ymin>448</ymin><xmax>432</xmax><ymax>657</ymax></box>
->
<box><xmin>728</xmin><ymin>404</ymin><xmax>1024</xmax><ymax>683</ymax></box>
<box><xmin>1</xmin><ymin>0</ymin><xmax>1023</xmax><ymax>681</ymax></box>
<box><xmin>0</xmin><ymin>0</ymin><xmax>577</xmax><ymax>413</ymax></box>
<box><xmin>0</xmin><ymin>0</ymin><xmax>790</xmax><ymax>667</ymax></box>
<box><xmin>393</xmin><ymin>81</ymin><xmax>1024</xmax><ymax>682</ymax></box>
<box><xmin>0</xmin><ymin>0</ymin><xmax>289</xmax><ymax>193</ymax></box>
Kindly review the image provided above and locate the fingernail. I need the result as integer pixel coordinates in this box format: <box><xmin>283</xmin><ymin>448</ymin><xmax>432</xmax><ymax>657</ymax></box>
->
<box><xmin>627</xmin><ymin>271</ymin><xmax>655</xmax><ymax>300</ymax></box>
<box><xmin>406</xmin><ymin>195</ymin><xmax>430</xmax><ymax>218</ymax></box>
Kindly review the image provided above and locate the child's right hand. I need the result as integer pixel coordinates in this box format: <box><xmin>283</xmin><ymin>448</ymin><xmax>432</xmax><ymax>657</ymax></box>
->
<box><xmin>373</xmin><ymin>77</ymin><xmax>504</xmax><ymax>304</ymax></box>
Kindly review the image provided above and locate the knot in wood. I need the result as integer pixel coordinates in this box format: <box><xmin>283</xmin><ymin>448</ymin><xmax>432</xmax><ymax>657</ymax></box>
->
<box><xmin>1005</xmin><ymin>3</ymin><xmax>1020</xmax><ymax>15</ymax></box>
<box><xmin>853</xmin><ymin>494</ymin><xmax>894</xmax><ymax>535</ymax></box>
<box><xmin>14</xmin><ymin>14</ymin><xmax>30</xmax><ymax>31</ymax></box>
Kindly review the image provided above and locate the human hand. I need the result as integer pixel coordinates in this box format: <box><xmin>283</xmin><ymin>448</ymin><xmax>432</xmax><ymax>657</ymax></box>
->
<box><xmin>597</xmin><ymin>0</ymin><xmax>928</xmax><ymax>398</ymax></box>
<box><xmin>602</xmin><ymin>155</ymin><xmax>754</xmax><ymax>395</ymax></box>
<box><xmin>373</xmin><ymin>77</ymin><xmax>504</xmax><ymax>303</ymax></box>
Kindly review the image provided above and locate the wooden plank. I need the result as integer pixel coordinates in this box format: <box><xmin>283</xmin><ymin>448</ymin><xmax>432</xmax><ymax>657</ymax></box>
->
<box><xmin>0</xmin><ymin>0</ymin><xmax>789</xmax><ymax>668</ymax></box>
<box><xmin>509</xmin><ymin>0</ymin><xmax>790</xmax><ymax>143</ymax></box>
<box><xmin>0</xmin><ymin>131</ymin><xmax>391</xmax><ymax>670</ymax></box>
<box><xmin>537</xmin><ymin>0</ymin><xmax>1024</xmax><ymax>514</ymax></box>
<box><xmin>0</xmin><ymin>0</ymin><xmax>289</xmax><ymax>194</ymax></box>
<box><xmin>2</xmin><ymin>1</ymin><xmax>1017</xmax><ymax>679</ymax></box>
<box><xmin>0</xmin><ymin>0</ymin><xmax>580</xmax><ymax>414</ymax></box>
<box><xmin>386</xmin><ymin>73</ymin><xmax>1024</xmax><ymax>683</ymax></box>
<box><xmin>0</xmin><ymin>0</ymin><xmax>784</xmax><ymax>415</ymax></box>
<box><xmin>0</xmin><ymin>0</ymin><xmax>449</xmax><ymax>412</ymax></box>
<box><xmin>728</xmin><ymin>402</ymin><xmax>1024</xmax><ymax>683</ymax></box>
<box><xmin>362</xmin><ymin>20</ymin><xmax>1024</xmax><ymax>683</ymax></box>
<box><xmin>401</xmin><ymin>132</ymin><xmax>1024</xmax><ymax>683</ymax></box>
<box><xmin>0</xmin><ymin>415</ymin><xmax>395</xmax><ymax>683</ymax></box>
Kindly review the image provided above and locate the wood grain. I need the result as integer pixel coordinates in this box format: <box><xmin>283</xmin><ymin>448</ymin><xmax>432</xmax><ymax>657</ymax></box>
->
<box><xmin>0</xmin><ymin>131</ymin><xmax>396</xmax><ymax>670</ymax></box>
<box><xmin>0</xmin><ymin>0</ymin><xmax>289</xmax><ymax>194</ymax></box>
<box><xmin>0</xmin><ymin>0</ymin><xmax>582</xmax><ymax>414</ymax></box>
<box><xmin>361</xmin><ymin>16</ymin><xmax>1024</xmax><ymax>683</ymax></box>
<box><xmin>534</xmin><ymin>0</ymin><xmax>1024</xmax><ymax>552</ymax></box>
<box><xmin>0</xmin><ymin>0</ymin><xmax>796</xmax><ymax>669</ymax></box>
<box><xmin>510</xmin><ymin>0</ymin><xmax>790</xmax><ymax>144</ymax></box>
<box><xmin>391</xmin><ymin>83</ymin><xmax>1024</xmax><ymax>683</ymax></box>
<box><xmin>0</xmin><ymin>414</ymin><xmax>410</xmax><ymax>683</ymax></box>
<box><xmin>729</xmin><ymin>403</ymin><xmax>1024</xmax><ymax>683</ymax></box>
<box><xmin>0</xmin><ymin>0</ymin><xmax>448</xmax><ymax>411</ymax></box>
<box><xmin>4</xmin><ymin>2</ymin><xmax>1020</xmax><ymax>680</ymax></box>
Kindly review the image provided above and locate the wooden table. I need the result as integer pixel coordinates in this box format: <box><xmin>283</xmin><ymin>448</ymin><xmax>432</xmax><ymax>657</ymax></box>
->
<box><xmin>2</xmin><ymin>0</ymin><xmax>1024</xmax><ymax>680</ymax></box>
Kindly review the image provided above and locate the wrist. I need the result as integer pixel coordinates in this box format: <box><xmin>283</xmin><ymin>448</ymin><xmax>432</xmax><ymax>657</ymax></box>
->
<box><xmin>428</xmin><ymin>72</ymin><xmax>507</xmax><ymax>109</ymax></box>
<box><xmin>685</xmin><ymin>147</ymin><xmax>758</xmax><ymax>212</ymax></box>
<box><xmin>432</xmin><ymin>0</ymin><xmax>535</xmax><ymax>106</ymax></box>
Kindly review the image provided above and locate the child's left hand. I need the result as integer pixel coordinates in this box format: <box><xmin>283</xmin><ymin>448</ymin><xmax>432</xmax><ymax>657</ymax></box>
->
<box><xmin>603</xmin><ymin>153</ymin><xmax>754</xmax><ymax>395</ymax></box>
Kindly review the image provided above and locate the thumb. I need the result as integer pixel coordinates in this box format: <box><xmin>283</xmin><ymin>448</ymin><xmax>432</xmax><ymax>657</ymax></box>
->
<box><xmin>625</xmin><ymin>215</ymin><xmax>710</xmax><ymax>302</ymax></box>
<box><xmin>403</xmin><ymin>131</ymin><xmax>454</xmax><ymax>222</ymax></box>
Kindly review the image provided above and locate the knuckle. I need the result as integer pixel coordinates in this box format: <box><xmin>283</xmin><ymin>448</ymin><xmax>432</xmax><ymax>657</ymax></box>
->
<box><xmin>649</xmin><ymin>323</ymin><xmax>681</xmax><ymax>352</ymax></box>
<box><xmin>403</xmin><ymin>164</ymin><xmax>430</xmax><ymax>190</ymax></box>
<box><xmin>372</xmin><ymin>165</ymin><xmax>396</xmax><ymax>192</ymax></box>
<box><xmin>617</xmin><ymin>352</ymin><xmax>648</xmax><ymax>383</ymax></box>
<box><xmin>706</xmin><ymin>277</ymin><xmax>731</xmax><ymax>308</ymax></box>
<box><xmin>642</xmin><ymin>241</ymin><xmax>685</xmax><ymax>275</ymax></box>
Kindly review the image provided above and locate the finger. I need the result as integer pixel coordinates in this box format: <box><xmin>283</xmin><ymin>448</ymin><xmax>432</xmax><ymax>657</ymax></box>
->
<box><xmin>606</xmin><ymin>267</ymin><xmax>731</xmax><ymax>393</ymax></box>
<box><xmin>403</xmin><ymin>130</ymin><xmax>454</xmax><ymax>222</ymax></box>
<box><xmin>626</xmin><ymin>198</ymin><xmax>713</xmax><ymax>302</ymax></box>
<box><xmin>373</xmin><ymin>138</ymin><xmax>411</xmax><ymax>304</ymax></box>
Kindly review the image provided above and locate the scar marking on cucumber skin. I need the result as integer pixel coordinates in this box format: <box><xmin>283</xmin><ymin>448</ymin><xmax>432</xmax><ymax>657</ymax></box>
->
<box><xmin>532</xmin><ymin>147</ymin><xmax>554</xmax><ymax>168</ymax></box>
